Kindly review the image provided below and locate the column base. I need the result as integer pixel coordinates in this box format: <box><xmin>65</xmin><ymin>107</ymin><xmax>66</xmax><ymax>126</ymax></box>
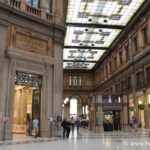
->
<box><xmin>4</xmin><ymin>130</ymin><xmax>13</xmax><ymax>141</ymax></box>
<box><xmin>94</xmin><ymin>125</ymin><xmax>104</xmax><ymax>133</ymax></box>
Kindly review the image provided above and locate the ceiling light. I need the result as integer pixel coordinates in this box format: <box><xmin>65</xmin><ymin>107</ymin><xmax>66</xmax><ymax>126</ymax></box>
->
<box><xmin>99</xmin><ymin>29</ymin><xmax>102</xmax><ymax>32</ymax></box>
<box><xmin>103</xmin><ymin>19</ymin><xmax>107</xmax><ymax>23</ymax></box>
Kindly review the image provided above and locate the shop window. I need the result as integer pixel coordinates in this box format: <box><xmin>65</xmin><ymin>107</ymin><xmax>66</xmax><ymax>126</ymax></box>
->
<box><xmin>45</xmin><ymin>0</ymin><xmax>52</xmax><ymax>13</ymax></box>
<box><xmin>26</xmin><ymin>0</ymin><xmax>39</xmax><ymax>8</ymax></box>
<box><xmin>142</xmin><ymin>26</ymin><xmax>148</xmax><ymax>45</ymax></box>
<box><xmin>136</xmin><ymin>72</ymin><xmax>144</xmax><ymax>87</ymax></box>
<box><xmin>146</xmin><ymin>67</ymin><xmax>150</xmax><ymax>83</ymax></box>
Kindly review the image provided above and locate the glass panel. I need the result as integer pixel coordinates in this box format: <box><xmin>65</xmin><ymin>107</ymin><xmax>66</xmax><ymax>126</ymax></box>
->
<box><xmin>45</xmin><ymin>0</ymin><xmax>52</xmax><ymax>13</ymax></box>
<box><xmin>64</xmin><ymin>48</ymin><xmax>105</xmax><ymax>61</ymax></box>
<box><xmin>63</xmin><ymin>62</ymin><xmax>96</xmax><ymax>70</ymax></box>
<box><xmin>26</xmin><ymin>0</ymin><xmax>39</xmax><ymax>8</ymax></box>
<box><xmin>65</xmin><ymin>27</ymin><xmax>122</xmax><ymax>48</ymax></box>
<box><xmin>66</xmin><ymin>0</ymin><xmax>145</xmax><ymax>25</ymax></box>
<box><xmin>70</xmin><ymin>98</ymin><xmax>77</xmax><ymax>115</ymax></box>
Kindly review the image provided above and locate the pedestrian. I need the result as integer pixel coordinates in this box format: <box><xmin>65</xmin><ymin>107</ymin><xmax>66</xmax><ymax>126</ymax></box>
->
<box><xmin>26</xmin><ymin>113</ymin><xmax>30</xmax><ymax>135</ymax></box>
<box><xmin>32</xmin><ymin>116</ymin><xmax>39</xmax><ymax>138</ymax></box>
<box><xmin>130</xmin><ymin>117</ymin><xmax>133</xmax><ymax>128</ymax></box>
<box><xmin>61</xmin><ymin>117</ymin><xmax>67</xmax><ymax>138</ymax></box>
<box><xmin>70</xmin><ymin>117</ymin><xmax>75</xmax><ymax>133</ymax></box>
<box><xmin>75</xmin><ymin>117</ymin><xmax>80</xmax><ymax>134</ymax></box>
<box><xmin>66</xmin><ymin>118</ymin><xmax>71</xmax><ymax>138</ymax></box>
<box><xmin>132</xmin><ymin>115</ymin><xmax>138</xmax><ymax>131</ymax></box>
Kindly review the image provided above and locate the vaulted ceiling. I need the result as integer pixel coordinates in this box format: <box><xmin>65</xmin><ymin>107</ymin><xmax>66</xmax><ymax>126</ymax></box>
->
<box><xmin>63</xmin><ymin>0</ymin><xmax>146</xmax><ymax>70</ymax></box>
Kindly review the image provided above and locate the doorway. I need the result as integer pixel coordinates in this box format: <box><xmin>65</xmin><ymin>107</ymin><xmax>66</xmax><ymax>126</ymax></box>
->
<box><xmin>103</xmin><ymin>110</ymin><xmax>121</xmax><ymax>131</ymax></box>
<box><xmin>13</xmin><ymin>71</ymin><xmax>42</xmax><ymax>137</ymax></box>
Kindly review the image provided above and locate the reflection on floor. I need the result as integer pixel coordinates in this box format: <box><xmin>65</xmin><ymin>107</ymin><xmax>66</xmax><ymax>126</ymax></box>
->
<box><xmin>0</xmin><ymin>128</ymin><xmax>150</xmax><ymax>150</ymax></box>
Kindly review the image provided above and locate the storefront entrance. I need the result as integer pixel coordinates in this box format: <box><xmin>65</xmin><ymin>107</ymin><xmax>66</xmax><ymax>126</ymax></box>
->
<box><xmin>103</xmin><ymin>111</ymin><xmax>121</xmax><ymax>131</ymax></box>
<box><xmin>13</xmin><ymin>71</ymin><xmax>41</xmax><ymax>137</ymax></box>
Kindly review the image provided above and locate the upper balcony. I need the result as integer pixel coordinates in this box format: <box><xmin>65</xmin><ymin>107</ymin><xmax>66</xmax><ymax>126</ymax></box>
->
<box><xmin>0</xmin><ymin>0</ymin><xmax>64</xmax><ymax>24</ymax></box>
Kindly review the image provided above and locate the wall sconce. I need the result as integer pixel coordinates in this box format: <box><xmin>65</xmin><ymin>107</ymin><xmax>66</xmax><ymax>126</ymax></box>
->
<box><xmin>148</xmin><ymin>95</ymin><xmax>150</xmax><ymax>108</ymax></box>
<box><xmin>138</xmin><ymin>100</ymin><xmax>144</xmax><ymax>110</ymax></box>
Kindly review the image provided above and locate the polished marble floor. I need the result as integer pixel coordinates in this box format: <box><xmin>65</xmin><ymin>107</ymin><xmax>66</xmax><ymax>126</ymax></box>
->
<box><xmin>0</xmin><ymin>128</ymin><xmax>150</xmax><ymax>150</ymax></box>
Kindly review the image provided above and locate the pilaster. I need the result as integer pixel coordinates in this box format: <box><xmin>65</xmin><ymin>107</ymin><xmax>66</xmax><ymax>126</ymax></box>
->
<box><xmin>4</xmin><ymin>59</ymin><xmax>16</xmax><ymax>140</ymax></box>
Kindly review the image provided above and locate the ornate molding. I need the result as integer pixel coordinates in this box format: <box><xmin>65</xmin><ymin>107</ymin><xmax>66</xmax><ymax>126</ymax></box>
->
<box><xmin>15</xmin><ymin>60</ymin><xmax>44</xmax><ymax>74</ymax></box>
<box><xmin>6</xmin><ymin>27</ymin><xmax>53</xmax><ymax>56</ymax></box>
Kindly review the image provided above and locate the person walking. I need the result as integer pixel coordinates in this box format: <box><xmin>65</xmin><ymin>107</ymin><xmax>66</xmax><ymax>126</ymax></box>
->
<box><xmin>75</xmin><ymin>117</ymin><xmax>80</xmax><ymax>134</ymax></box>
<box><xmin>26</xmin><ymin>113</ymin><xmax>31</xmax><ymax>135</ymax></box>
<box><xmin>70</xmin><ymin>117</ymin><xmax>75</xmax><ymax>133</ymax></box>
<box><xmin>61</xmin><ymin>117</ymin><xmax>67</xmax><ymax>138</ymax></box>
<box><xmin>32</xmin><ymin>116</ymin><xmax>39</xmax><ymax>138</ymax></box>
<box><xmin>66</xmin><ymin>118</ymin><xmax>71</xmax><ymax>138</ymax></box>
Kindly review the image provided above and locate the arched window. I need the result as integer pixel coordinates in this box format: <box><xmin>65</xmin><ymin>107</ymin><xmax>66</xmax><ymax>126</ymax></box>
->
<box><xmin>78</xmin><ymin>75</ymin><xmax>82</xmax><ymax>86</ymax></box>
<box><xmin>69</xmin><ymin>76</ymin><xmax>72</xmax><ymax>86</ymax></box>
<box><xmin>73</xmin><ymin>76</ymin><xmax>78</xmax><ymax>86</ymax></box>
<box><xmin>45</xmin><ymin>0</ymin><xmax>52</xmax><ymax>13</ymax></box>
<box><xmin>70</xmin><ymin>98</ymin><xmax>77</xmax><ymax>115</ymax></box>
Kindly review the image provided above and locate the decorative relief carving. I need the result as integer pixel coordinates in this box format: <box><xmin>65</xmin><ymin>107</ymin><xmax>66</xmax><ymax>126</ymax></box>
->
<box><xmin>7</xmin><ymin>27</ymin><xmax>53</xmax><ymax>56</ymax></box>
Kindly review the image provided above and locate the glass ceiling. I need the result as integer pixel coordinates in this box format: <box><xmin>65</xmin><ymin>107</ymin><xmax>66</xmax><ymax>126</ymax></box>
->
<box><xmin>63</xmin><ymin>0</ymin><xmax>145</xmax><ymax>70</ymax></box>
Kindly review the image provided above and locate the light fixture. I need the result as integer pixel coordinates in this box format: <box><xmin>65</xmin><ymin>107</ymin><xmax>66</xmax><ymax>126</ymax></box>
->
<box><xmin>148</xmin><ymin>95</ymin><xmax>150</xmax><ymax>107</ymax></box>
<box><xmin>138</xmin><ymin>100</ymin><xmax>144</xmax><ymax>110</ymax></box>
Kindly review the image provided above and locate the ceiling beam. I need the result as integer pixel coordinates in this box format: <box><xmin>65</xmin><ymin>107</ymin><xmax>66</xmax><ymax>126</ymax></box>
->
<box><xmin>64</xmin><ymin>46</ymin><xmax>108</xmax><ymax>50</ymax></box>
<box><xmin>63</xmin><ymin>60</ymin><xmax>97</xmax><ymax>63</ymax></box>
<box><xmin>66</xmin><ymin>23</ymin><xmax>125</xmax><ymax>29</ymax></box>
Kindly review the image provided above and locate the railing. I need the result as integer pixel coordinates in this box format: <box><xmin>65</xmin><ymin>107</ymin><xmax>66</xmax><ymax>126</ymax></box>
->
<box><xmin>46</xmin><ymin>12</ymin><xmax>53</xmax><ymax>21</ymax></box>
<box><xmin>10</xmin><ymin>0</ymin><xmax>20</xmax><ymax>9</ymax></box>
<box><xmin>26</xmin><ymin>4</ymin><xmax>41</xmax><ymax>17</ymax></box>
<box><xmin>0</xmin><ymin>0</ymin><xmax>53</xmax><ymax>22</ymax></box>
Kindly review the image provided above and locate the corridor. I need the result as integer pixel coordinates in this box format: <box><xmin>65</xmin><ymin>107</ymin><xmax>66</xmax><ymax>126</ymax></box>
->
<box><xmin>0</xmin><ymin>128</ymin><xmax>150</xmax><ymax>150</ymax></box>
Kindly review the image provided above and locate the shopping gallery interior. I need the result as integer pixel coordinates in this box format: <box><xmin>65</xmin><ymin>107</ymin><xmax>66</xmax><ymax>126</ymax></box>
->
<box><xmin>0</xmin><ymin>0</ymin><xmax>150</xmax><ymax>149</ymax></box>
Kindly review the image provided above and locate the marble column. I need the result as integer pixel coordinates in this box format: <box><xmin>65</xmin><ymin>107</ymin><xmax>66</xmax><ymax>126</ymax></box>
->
<box><xmin>40</xmin><ymin>63</ymin><xmax>53</xmax><ymax>137</ymax></box>
<box><xmin>40</xmin><ymin>0</ymin><xmax>46</xmax><ymax>19</ymax></box>
<box><xmin>96</xmin><ymin>95</ymin><xmax>103</xmax><ymax>133</ymax></box>
<box><xmin>4</xmin><ymin>59</ymin><xmax>16</xmax><ymax>140</ymax></box>
<box><xmin>53</xmin><ymin>0</ymin><xmax>63</xmax><ymax>24</ymax></box>
<box><xmin>0</xmin><ymin>27</ymin><xmax>6</xmax><ymax>140</ymax></box>
<box><xmin>20</xmin><ymin>0</ymin><xmax>26</xmax><ymax>11</ymax></box>
<box><xmin>53</xmin><ymin>40</ymin><xmax>63</xmax><ymax>120</ymax></box>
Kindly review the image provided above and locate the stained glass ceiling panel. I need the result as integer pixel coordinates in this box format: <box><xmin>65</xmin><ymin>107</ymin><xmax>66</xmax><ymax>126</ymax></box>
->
<box><xmin>66</xmin><ymin>0</ymin><xmax>145</xmax><ymax>26</ymax></box>
<box><xmin>63</xmin><ymin>62</ymin><xmax>96</xmax><ymax>70</ymax></box>
<box><xmin>63</xmin><ymin>48</ymin><xmax>106</xmax><ymax>61</ymax></box>
<box><xmin>65</xmin><ymin>27</ymin><xmax>122</xmax><ymax>48</ymax></box>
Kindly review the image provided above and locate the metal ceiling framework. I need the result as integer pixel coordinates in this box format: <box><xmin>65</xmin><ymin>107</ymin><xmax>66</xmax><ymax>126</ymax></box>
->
<box><xmin>63</xmin><ymin>0</ymin><xmax>145</xmax><ymax>70</ymax></box>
